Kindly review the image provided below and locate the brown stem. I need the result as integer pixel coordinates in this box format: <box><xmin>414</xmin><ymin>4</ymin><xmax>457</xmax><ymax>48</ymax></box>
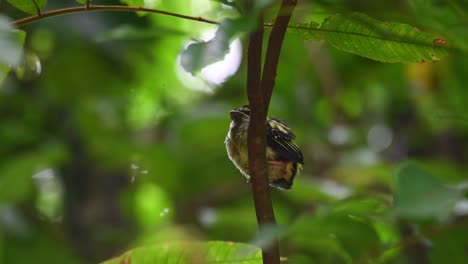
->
<box><xmin>247</xmin><ymin>22</ymin><xmax>280</xmax><ymax>264</ymax></box>
<box><xmin>246</xmin><ymin>1</ymin><xmax>297</xmax><ymax>263</ymax></box>
<box><xmin>14</xmin><ymin>5</ymin><xmax>218</xmax><ymax>27</ymax></box>
<box><xmin>245</xmin><ymin>0</ymin><xmax>282</xmax><ymax>261</ymax></box>
<box><xmin>261</xmin><ymin>0</ymin><xmax>297</xmax><ymax>112</ymax></box>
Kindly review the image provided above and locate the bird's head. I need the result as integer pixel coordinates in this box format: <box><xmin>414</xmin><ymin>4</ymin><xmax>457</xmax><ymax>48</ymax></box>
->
<box><xmin>230</xmin><ymin>105</ymin><xmax>250</xmax><ymax>123</ymax></box>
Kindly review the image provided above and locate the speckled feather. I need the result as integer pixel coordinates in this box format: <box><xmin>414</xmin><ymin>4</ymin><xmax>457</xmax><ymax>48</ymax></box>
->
<box><xmin>267</xmin><ymin>118</ymin><xmax>304</xmax><ymax>164</ymax></box>
<box><xmin>225</xmin><ymin>105</ymin><xmax>303</xmax><ymax>190</ymax></box>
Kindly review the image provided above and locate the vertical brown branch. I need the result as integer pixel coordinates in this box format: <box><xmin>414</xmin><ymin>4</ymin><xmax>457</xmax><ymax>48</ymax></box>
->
<box><xmin>246</xmin><ymin>1</ymin><xmax>297</xmax><ymax>263</ymax></box>
<box><xmin>262</xmin><ymin>0</ymin><xmax>297</xmax><ymax>112</ymax></box>
<box><xmin>246</xmin><ymin>6</ymin><xmax>280</xmax><ymax>264</ymax></box>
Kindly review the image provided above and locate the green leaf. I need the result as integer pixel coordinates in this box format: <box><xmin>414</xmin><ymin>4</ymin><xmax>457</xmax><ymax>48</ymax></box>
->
<box><xmin>290</xmin><ymin>213</ymin><xmax>380</xmax><ymax>262</ymax></box>
<box><xmin>429</xmin><ymin>225</ymin><xmax>468</xmax><ymax>264</ymax></box>
<box><xmin>333</xmin><ymin>198</ymin><xmax>388</xmax><ymax>217</ymax></box>
<box><xmin>180</xmin><ymin>17</ymin><xmax>256</xmax><ymax>75</ymax></box>
<box><xmin>74</xmin><ymin>0</ymin><xmax>89</xmax><ymax>4</ymax></box>
<box><xmin>293</xmin><ymin>12</ymin><xmax>449</xmax><ymax>63</ymax></box>
<box><xmin>6</xmin><ymin>0</ymin><xmax>48</xmax><ymax>15</ymax></box>
<box><xmin>213</xmin><ymin>0</ymin><xmax>275</xmax><ymax>14</ymax></box>
<box><xmin>407</xmin><ymin>0</ymin><xmax>468</xmax><ymax>54</ymax></box>
<box><xmin>394</xmin><ymin>163</ymin><xmax>463</xmax><ymax>220</ymax></box>
<box><xmin>101</xmin><ymin>241</ymin><xmax>262</xmax><ymax>264</ymax></box>
<box><xmin>119</xmin><ymin>0</ymin><xmax>143</xmax><ymax>6</ymax></box>
<box><xmin>0</xmin><ymin>15</ymin><xmax>26</xmax><ymax>83</ymax></box>
<box><xmin>119</xmin><ymin>0</ymin><xmax>160</xmax><ymax>8</ymax></box>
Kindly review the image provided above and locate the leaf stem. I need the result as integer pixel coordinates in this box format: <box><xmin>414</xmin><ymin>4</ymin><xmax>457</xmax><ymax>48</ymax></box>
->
<box><xmin>31</xmin><ymin>0</ymin><xmax>42</xmax><ymax>16</ymax></box>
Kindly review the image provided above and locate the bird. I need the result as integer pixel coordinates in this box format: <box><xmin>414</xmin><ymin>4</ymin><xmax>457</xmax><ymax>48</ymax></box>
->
<box><xmin>225</xmin><ymin>105</ymin><xmax>303</xmax><ymax>190</ymax></box>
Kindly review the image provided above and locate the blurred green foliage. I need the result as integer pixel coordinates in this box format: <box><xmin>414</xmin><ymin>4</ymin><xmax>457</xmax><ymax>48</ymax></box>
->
<box><xmin>1</xmin><ymin>0</ymin><xmax>467</xmax><ymax>263</ymax></box>
<box><xmin>103</xmin><ymin>241</ymin><xmax>262</xmax><ymax>264</ymax></box>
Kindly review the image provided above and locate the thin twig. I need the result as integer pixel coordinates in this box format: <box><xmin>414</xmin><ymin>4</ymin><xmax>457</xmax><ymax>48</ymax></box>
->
<box><xmin>13</xmin><ymin>4</ymin><xmax>284</xmax><ymax>29</ymax></box>
<box><xmin>262</xmin><ymin>0</ymin><xmax>297</xmax><ymax>112</ymax></box>
<box><xmin>14</xmin><ymin>5</ymin><xmax>218</xmax><ymax>27</ymax></box>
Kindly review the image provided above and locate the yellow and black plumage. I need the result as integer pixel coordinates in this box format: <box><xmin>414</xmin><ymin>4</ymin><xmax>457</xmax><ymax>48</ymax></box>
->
<box><xmin>225</xmin><ymin>105</ymin><xmax>304</xmax><ymax>190</ymax></box>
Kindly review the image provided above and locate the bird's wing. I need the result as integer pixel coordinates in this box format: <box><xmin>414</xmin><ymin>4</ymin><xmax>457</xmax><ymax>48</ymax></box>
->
<box><xmin>267</xmin><ymin>118</ymin><xmax>304</xmax><ymax>164</ymax></box>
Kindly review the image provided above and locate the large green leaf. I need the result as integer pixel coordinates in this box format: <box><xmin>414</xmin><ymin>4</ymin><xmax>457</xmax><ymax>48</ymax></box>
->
<box><xmin>407</xmin><ymin>0</ymin><xmax>468</xmax><ymax>54</ymax></box>
<box><xmin>394</xmin><ymin>163</ymin><xmax>463</xmax><ymax>219</ymax></box>
<box><xmin>290</xmin><ymin>212</ymin><xmax>380</xmax><ymax>263</ymax></box>
<box><xmin>101</xmin><ymin>241</ymin><xmax>262</xmax><ymax>264</ymax></box>
<box><xmin>0</xmin><ymin>15</ymin><xmax>26</xmax><ymax>83</ymax></box>
<box><xmin>292</xmin><ymin>12</ymin><xmax>449</xmax><ymax>63</ymax></box>
<box><xmin>6</xmin><ymin>0</ymin><xmax>48</xmax><ymax>15</ymax></box>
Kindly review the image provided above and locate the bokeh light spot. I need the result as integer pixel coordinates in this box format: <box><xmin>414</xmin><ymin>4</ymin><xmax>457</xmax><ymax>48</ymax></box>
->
<box><xmin>134</xmin><ymin>183</ymin><xmax>172</xmax><ymax>229</ymax></box>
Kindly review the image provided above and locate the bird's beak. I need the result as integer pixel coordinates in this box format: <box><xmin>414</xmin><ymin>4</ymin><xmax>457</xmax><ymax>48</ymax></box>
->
<box><xmin>230</xmin><ymin>110</ymin><xmax>249</xmax><ymax>121</ymax></box>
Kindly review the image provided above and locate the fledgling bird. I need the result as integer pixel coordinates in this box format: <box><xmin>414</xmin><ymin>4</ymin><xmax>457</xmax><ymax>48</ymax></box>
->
<box><xmin>225</xmin><ymin>105</ymin><xmax>304</xmax><ymax>190</ymax></box>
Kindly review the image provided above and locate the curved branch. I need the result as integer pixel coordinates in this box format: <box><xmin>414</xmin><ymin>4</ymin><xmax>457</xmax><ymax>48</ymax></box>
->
<box><xmin>262</xmin><ymin>0</ymin><xmax>297</xmax><ymax>112</ymax></box>
<box><xmin>14</xmin><ymin>4</ymin><xmax>218</xmax><ymax>27</ymax></box>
